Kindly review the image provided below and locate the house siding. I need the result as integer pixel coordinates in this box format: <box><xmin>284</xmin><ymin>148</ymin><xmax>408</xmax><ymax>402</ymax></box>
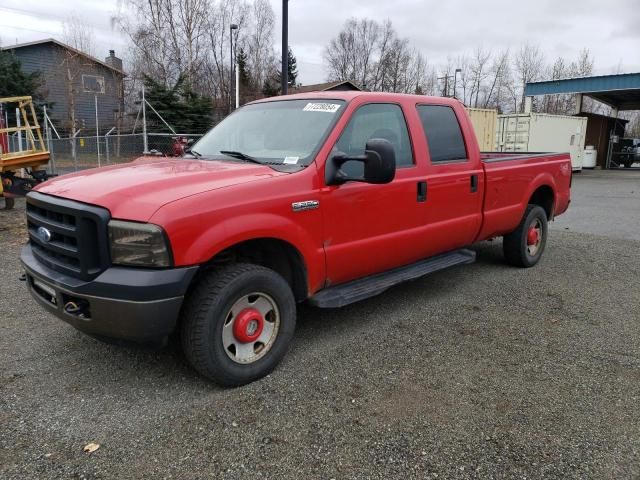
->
<box><xmin>7</xmin><ymin>43</ymin><xmax>124</xmax><ymax>134</ymax></box>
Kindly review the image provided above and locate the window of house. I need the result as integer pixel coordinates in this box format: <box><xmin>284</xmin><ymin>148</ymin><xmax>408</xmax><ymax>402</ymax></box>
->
<box><xmin>82</xmin><ymin>75</ymin><xmax>105</xmax><ymax>94</ymax></box>
<box><xmin>416</xmin><ymin>105</ymin><xmax>467</xmax><ymax>162</ymax></box>
<box><xmin>334</xmin><ymin>103</ymin><xmax>413</xmax><ymax>177</ymax></box>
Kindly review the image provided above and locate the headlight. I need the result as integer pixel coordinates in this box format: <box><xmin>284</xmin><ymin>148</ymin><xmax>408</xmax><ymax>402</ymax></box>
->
<box><xmin>108</xmin><ymin>220</ymin><xmax>172</xmax><ymax>267</ymax></box>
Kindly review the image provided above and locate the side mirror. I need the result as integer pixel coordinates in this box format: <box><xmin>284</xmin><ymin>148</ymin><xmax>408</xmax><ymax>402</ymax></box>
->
<box><xmin>326</xmin><ymin>138</ymin><xmax>396</xmax><ymax>186</ymax></box>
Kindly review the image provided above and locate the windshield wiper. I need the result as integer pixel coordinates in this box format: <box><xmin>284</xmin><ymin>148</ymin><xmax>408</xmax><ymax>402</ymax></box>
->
<box><xmin>219</xmin><ymin>150</ymin><xmax>264</xmax><ymax>165</ymax></box>
<box><xmin>184</xmin><ymin>148</ymin><xmax>202</xmax><ymax>158</ymax></box>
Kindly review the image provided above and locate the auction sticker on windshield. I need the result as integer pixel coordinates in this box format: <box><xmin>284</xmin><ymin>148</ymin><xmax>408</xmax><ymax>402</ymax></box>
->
<box><xmin>303</xmin><ymin>103</ymin><xmax>341</xmax><ymax>113</ymax></box>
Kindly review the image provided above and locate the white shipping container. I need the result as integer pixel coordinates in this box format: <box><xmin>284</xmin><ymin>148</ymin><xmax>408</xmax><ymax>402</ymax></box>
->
<box><xmin>496</xmin><ymin>113</ymin><xmax>587</xmax><ymax>171</ymax></box>
<box><xmin>466</xmin><ymin>108</ymin><xmax>497</xmax><ymax>152</ymax></box>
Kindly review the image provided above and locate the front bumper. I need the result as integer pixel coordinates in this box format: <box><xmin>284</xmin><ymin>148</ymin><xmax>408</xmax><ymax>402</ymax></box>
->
<box><xmin>21</xmin><ymin>244</ymin><xmax>198</xmax><ymax>342</ymax></box>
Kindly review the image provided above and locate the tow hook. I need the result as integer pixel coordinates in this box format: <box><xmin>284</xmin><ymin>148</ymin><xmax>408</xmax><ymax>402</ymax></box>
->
<box><xmin>64</xmin><ymin>300</ymin><xmax>90</xmax><ymax>319</ymax></box>
<box><xmin>64</xmin><ymin>301</ymin><xmax>81</xmax><ymax>314</ymax></box>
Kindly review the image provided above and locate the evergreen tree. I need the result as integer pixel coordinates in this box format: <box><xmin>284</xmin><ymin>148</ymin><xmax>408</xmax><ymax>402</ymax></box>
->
<box><xmin>261</xmin><ymin>47</ymin><xmax>299</xmax><ymax>97</ymax></box>
<box><xmin>0</xmin><ymin>51</ymin><xmax>48</xmax><ymax>124</ymax></box>
<box><xmin>261</xmin><ymin>69</ymin><xmax>281</xmax><ymax>97</ymax></box>
<box><xmin>287</xmin><ymin>47</ymin><xmax>298</xmax><ymax>87</ymax></box>
<box><xmin>236</xmin><ymin>48</ymin><xmax>251</xmax><ymax>103</ymax></box>
<box><xmin>143</xmin><ymin>75</ymin><xmax>214</xmax><ymax>134</ymax></box>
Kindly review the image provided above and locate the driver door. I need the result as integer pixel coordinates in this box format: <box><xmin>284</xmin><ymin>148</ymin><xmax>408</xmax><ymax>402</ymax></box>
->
<box><xmin>319</xmin><ymin>102</ymin><xmax>430</xmax><ymax>286</ymax></box>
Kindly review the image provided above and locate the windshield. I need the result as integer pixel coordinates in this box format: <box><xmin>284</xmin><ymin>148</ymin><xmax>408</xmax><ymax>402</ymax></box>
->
<box><xmin>191</xmin><ymin>99</ymin><xmax>345</xmax><ymax>167</ymax></box>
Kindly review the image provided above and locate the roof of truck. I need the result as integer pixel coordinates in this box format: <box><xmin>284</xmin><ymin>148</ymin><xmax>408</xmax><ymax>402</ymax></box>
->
<box><xmin>252</xmin><ymin>91</ymin><xmax>462</xmax><ymax>106</ymax></box>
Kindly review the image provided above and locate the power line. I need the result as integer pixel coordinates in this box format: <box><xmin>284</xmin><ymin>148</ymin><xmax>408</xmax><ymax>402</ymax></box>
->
<box><xmin>0</xmin><ymin>24</ymin><xmax>60</xmax><ymax>37</ymax></box>
<box><xmin>0</xmin><ymin>5</ymin><xmax>68</xmax><ymax>22</ymax></box>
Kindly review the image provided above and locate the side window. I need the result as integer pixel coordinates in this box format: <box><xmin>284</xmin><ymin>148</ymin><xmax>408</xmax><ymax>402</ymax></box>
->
<box><xmin>417</xmin><ymin>105</ymin><xmax>467</xmax><ymax>162</ymax></box>
<box><xmin>335</xmin><ymin>103</ymin><xmax>413</xmax><ymax>177</ymax></box>
<box><xmin>82</xmin><ymin>75</ymin><xmax>105</xmax><ymax>94</ymax></box>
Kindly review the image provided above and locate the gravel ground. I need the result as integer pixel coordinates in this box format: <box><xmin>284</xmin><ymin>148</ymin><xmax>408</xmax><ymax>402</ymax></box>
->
<box><xmin>1</xmin><ymin>171</ymin><xmax>640</xmax><ymax>479</ymax></box>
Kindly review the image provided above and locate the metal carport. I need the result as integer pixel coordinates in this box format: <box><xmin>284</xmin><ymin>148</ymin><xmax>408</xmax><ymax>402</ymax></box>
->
<box><xmin>524</xmin><ymin>73</ymin><xmax>640</xmax><ymax>168</ymax></box>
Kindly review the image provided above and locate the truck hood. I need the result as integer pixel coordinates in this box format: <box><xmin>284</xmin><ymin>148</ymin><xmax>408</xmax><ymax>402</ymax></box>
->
<box><xmin>35</xmin><ymin>157</ymin><xmax>287</xmax><ymax>221</ymax></box>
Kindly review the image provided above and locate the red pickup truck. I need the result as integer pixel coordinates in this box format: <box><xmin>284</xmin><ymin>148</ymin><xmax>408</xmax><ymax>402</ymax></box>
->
<box><xmin>21</xmin><ymin>92</ymin><xmax>571</xmax><ymax>386</ymax></box>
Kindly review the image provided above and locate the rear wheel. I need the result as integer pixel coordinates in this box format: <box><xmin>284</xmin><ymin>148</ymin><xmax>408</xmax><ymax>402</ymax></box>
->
<box><xmin>503</xmin><ymin>205</ymin><xmax>548</xmax><ymax>268</ymax></box>
<box><xmin>180</xmin><ymin>263</ymin><xmax>296</xmax><ymax>386</ymax></box>
<box><xmin>3</xmin><ymin>196</ymin><xmax>15</xmax><ymax>210</ymax></box>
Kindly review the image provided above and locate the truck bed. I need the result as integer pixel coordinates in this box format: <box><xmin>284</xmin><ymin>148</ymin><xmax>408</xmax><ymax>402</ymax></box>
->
<box><xmin>476</xmin><ymin>151</ymin><xmax>572</xmax><ymax>241</ymax></box>
<box><xmin>480</xmin><ymin>151</ymin><xmax>568</xmax><ymax>162</ymax></box>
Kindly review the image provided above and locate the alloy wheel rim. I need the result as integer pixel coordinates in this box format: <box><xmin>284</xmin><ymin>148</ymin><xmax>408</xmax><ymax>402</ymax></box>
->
<box><xmin>222</xmin><ymin>292</ymin><xmax>280</xmax><ymax>364</ymax></box>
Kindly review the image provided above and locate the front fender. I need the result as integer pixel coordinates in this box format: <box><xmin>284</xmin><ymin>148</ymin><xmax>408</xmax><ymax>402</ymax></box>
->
<box><xmin>157</xmin><ymin>209</ymin><xmax>326</xmax><ymax>295</ymax></box>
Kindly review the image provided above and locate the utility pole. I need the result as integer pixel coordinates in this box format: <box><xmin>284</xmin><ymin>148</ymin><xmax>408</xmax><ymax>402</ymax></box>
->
<box><xmin>230</xmin><ymin>24</ymin><xmax>238</xmax><ymax>112</ymax></box>
<box><xmin>437</xmin><ymin>74</ymin><xmax>454</xmax><ymax>97</ymax></box>
<box><xmin>453</xmin><ymin>68</ymin><xmax>462</xmax><ymax>100</ymax></box>
<box><xmin>281</xmin><ymin>0</ymin><xmax>288</xmax><ymax>95</ymax></box>
<box><xmin>141</xmin><ymin>84</ymin><xmax>149</xmax><ymax>154</ymax></box>
<box><xmin>236</xmin><ymin>58</ymin><xmax>240</xmax><ymax>109</ymax></box>
<box><xmin>95</xmin><ymin>96</ymin><xmax>101</xmax><ymax>167</ymax></box>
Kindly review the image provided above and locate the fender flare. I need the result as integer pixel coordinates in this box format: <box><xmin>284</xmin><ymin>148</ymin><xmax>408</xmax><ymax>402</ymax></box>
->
<box><xmin>522</xmin><ymin>172</ymin><xmax>556</xmax><ymax>216</ymax></box>
<box><xmin>183</xmin><ymin>212</ymin><xmax>325</xmax><ymax>293</ymax></box>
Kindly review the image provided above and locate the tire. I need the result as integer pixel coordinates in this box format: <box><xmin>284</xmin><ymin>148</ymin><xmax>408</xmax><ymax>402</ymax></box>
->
<box><xmin>3</xmin><ymin>196</ymin><xmax>15</xmax><ymax>210</ymax></box>
<box><xmin>180</xmin><ymin>263</ymin><xmax>296</xmax><ymax>386</ymax></box>
<box><xmin>503</xmin><ymin>205</ymin><xmax>548</xmax><ymax>268</ymax></box>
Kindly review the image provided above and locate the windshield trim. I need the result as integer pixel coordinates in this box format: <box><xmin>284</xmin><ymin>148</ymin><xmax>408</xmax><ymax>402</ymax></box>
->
<box><xmin>191</xmin><ymin>97</ymin><xmax>349</xmax><ymax>169</ymax></box>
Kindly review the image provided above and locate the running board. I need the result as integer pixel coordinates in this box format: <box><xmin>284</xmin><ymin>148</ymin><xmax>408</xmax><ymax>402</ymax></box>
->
<box><xmin>309</xmin><ymin>249</ymin><xmax>476</xmax><ymax>308</ymax></box>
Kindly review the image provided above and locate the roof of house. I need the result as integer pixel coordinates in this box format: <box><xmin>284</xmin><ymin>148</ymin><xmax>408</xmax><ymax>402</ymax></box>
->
<box><xmin>575</xmin><ymin>111</ymin><xmax>630</xmax><ymax>123</ymax></box>
<box><xmin>1</xmin><ymin>38</ymin><xmax>124</xmax><ymax>75</ymax></box>
<box><xmin>290</xmin><ymin>80</ymin><xmax>361</xmax><ymax>94</ymax></box>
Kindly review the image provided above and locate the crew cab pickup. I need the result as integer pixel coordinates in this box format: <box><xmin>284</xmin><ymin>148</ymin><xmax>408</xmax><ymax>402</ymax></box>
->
<box><xmin>21</xmin><ymin>92</ymin><xmax>571</xmax><ymax>386</ymax></box>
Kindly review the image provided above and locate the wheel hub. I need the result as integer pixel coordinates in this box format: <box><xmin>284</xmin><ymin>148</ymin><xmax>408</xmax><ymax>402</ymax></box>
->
<box><xmin>527</xmin><ymin>226</ymin><xmax>540</xmax><ymax>246</ymax></box>
<box><xmin>232</xmin><ymin>307</ymin><xmax>264</xmax><ymax>343</ymax></box>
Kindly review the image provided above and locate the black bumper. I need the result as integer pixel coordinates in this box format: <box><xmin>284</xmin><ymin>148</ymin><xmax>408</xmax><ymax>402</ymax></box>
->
<box><xmin>21</xmin><ymin>244</ymin><xmax>198</xmax><ymax>342</ymax></box>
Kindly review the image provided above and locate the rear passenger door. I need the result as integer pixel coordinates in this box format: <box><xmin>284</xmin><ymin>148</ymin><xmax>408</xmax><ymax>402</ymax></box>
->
<box><xmin>416</xmin><ymin>104</ymin><xmax>483</xmax><ymax>253</ymax></box>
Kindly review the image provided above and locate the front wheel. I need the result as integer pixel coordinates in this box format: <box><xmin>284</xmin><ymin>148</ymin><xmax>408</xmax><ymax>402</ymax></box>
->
<box><xmin>503</xmin><ymin>205</ymin><xmax>548</xmax><ymax>268</ymax></box>
<box><xmin>180</xmin><ymin>263</ymin><xmax>296</xmax><ymax>387</ymax></box>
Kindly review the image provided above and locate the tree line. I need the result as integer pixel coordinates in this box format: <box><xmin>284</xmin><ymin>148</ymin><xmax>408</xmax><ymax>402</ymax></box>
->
<box><xmin>324</xmin><ymin>17</ymin><xmax>599</xmax><ymax>116</ymax></box>
<box><xmin>115</xmin><ymin>0</ymin><xmax>297</xmax><ymax>127</ymax></box>
<box><xmin>4</xmin><ymin>3</ymin><xmax>639</xmax><ymax>136</ymax></box>
<box><xmin>59</xmin><ymin>5</ymin><xmax>640</xmax><ymax>135</ymax></box>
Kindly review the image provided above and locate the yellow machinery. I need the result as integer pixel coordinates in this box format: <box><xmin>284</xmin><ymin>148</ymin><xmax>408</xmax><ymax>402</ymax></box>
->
<box><xmin>0</xmin><ymin>96</ymin><xmax>51</xmax><ymax>209</ymax></box>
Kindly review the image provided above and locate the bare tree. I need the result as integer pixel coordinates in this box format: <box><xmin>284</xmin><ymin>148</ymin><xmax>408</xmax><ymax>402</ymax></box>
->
<box><xmin>203</xmin><ymin>0</ymin><xmax>248</xmax><ymax>112</ymax></box>
<box><xmin>245</xmin><ymin>0</ymin><xmax>276</xmax><ymax>96</ymax></box>
<box><xmin>483</xmin><ymin>49</ymin><xmax>510</xmax><ymax>110</ymax></box>
<box><xmin>514</xmin><ymin>43</ymin><xmax>544</xmax><ymax>112</ymax></box>
<box><xmin>177</xmin><ymin>0</ymin><xmax>209</xmax><ymax>86</ymax></box>
<box><xmin>469</xmin><ymin>47</ymin><xmax>492</xmax><ymax>107</ymax></box>
<box><xmin>324</xmin><ymin>18</ymin><xmax>361</xmax><ymax>85</ymax></box>
<box><xmin>117</xmin><ymin>0</ymin><xmax>209</xmax><ymax>88</ymax></box>
<box><xmin>62</xmin><ymin>15</ymin><xmax>96</xmax><ymax>56</ymax></box>
<box><xmin>324</xmin><ymin>18</ymin><xmax>432</xmax><ymax>94</ymax></box>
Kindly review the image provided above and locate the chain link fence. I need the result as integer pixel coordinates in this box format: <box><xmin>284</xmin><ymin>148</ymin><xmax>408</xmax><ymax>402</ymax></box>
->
<box><xmin>46</xmin><ymin>133</ymin><xmax>204</xmax><ymax>175</ymax></box>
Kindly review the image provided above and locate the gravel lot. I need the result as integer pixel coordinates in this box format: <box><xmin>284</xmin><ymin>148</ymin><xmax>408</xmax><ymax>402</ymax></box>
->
<box><xmin>1</xmin><ymin>170</ymin><xmax>639</xmax><ymax>479</ymax></box>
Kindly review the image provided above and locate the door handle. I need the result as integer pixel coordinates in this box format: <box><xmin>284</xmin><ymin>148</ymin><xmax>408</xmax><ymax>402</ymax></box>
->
<box><xmin>470</xmin><ymin>174</ymin><xmax>478</xmax><ymax>193</ymax></box>
<box><xmin>417</xmin><ymin>181</ymin><xmax>427</xmax><ymax>202</ymax></box>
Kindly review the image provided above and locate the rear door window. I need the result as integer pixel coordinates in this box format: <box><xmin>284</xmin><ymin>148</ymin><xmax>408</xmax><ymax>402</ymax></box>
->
<box><xmin>416</xmin><ymin>105</ymin><xmax>467</xmax><ymax>162</ymax></box>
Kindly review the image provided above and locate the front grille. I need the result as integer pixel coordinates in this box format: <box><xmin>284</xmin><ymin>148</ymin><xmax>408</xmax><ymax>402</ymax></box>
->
<box><xmin>26</xmin><ymin>192</ymin><xmax>111</xmax><ymax>281</ymax></box>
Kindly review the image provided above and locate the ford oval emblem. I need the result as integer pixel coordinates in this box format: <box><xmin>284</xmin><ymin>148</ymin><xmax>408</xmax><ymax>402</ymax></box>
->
<box><xmin>37</xmin><ymin>226</ymin><xmax>52</xmax><ymax>242</ymax></box>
